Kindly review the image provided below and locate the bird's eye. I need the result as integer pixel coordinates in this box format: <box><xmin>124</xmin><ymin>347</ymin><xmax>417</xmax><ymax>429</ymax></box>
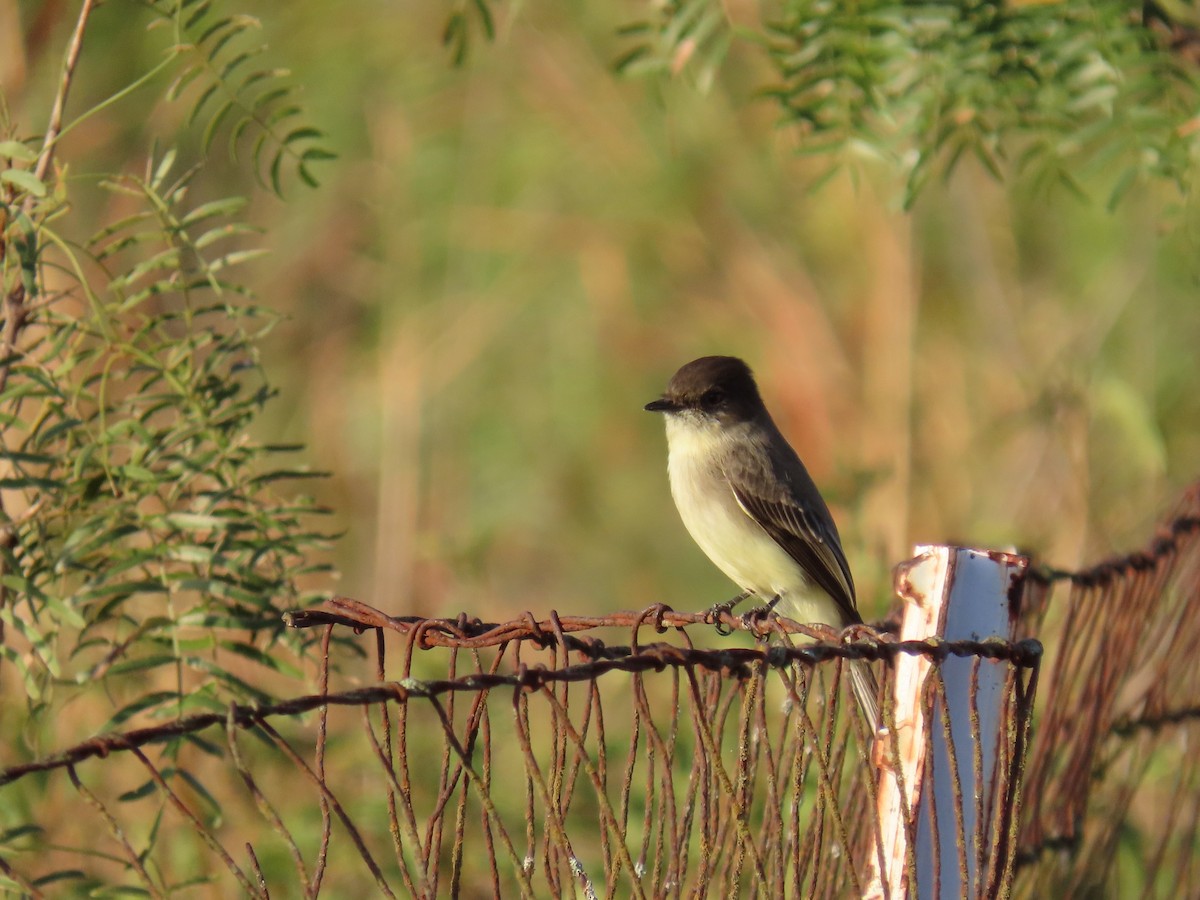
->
<box><xmin>700</xmin><ymin>388</ymin><xmax>725</xmax><ymax>409</ymax></box>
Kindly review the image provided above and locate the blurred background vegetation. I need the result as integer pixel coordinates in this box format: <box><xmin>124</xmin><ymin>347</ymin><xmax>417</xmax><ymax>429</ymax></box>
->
<box><xmin>242</xmin><ymin>0</ymin><xmax>1197</xmax><ymax>624</ymax></box>
<box><xmin>3</xmin><ymin>0</ymin><xmax>1200</xmax><ymax>892</ymax></box>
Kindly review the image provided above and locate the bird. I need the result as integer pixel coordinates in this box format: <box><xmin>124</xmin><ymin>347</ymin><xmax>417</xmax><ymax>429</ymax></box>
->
<box><xmin>645</xmin><ymin>355</ymin><xmax>880</xmax><ymax>728</ymax></box>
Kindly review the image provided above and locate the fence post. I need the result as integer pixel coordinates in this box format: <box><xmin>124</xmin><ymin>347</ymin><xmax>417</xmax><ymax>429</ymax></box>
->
<box><xmin>864</xmin><ymin>546</ymin><xmax>1027</xmax><ymax>899</ymax></box>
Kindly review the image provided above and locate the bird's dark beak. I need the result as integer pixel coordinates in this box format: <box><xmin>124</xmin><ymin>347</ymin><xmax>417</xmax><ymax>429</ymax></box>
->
<box><xmin>644</xmin><ymin>397</ymin><xmax>678</xmax><ymax>413</ymax></box>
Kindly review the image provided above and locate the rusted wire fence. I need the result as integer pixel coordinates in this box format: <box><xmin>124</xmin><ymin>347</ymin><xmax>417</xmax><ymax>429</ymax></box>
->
<box><xmin>0</xmin><ymin>484</ymin><xmax>1198</xmax><ymax>896</ymax></box>
<box><xmin>0</xmin><ymin>606</ymin><xmax>1038</xmax><ymax>896</ymax></box>
<box><xmin>1015</xmin><ymin>483</ymin><xmax>1200</xmax><ymax>896</ymax></box>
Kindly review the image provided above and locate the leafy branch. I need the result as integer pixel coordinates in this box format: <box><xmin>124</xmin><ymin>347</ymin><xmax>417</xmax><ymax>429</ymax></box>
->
<box><xmin>617</xmin><ymin>0</ymin><xmax>1200</xmax><ymax>207</ymax></box>
<box><xmin>0</xmin><ymin>1</ymin><xmax>338</xmax><ymax>729</ymax></box>
<box><xmin>152</xmin><ymin>0</ymin><xmax>337</xmax><ymax>194</ymax></box>
<box><xmin>0</xmin><ymin>0</ymin><xmax>100</xmax><ymax>670</ymax></box>
<box><xmin>2</xmin><ymin>151</ymin><xmax>333</xmax><ymax>712</ymax></box>
<box><xmin>442</xmin><ymin>0</ymin><xmax>497</xmax><ymax>66</ymax></box>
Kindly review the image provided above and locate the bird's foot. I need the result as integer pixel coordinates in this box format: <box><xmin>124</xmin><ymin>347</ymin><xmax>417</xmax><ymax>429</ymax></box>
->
<box><xmin>839</xmin><ymin>622</ymin><xmax>880</xmax><ymax>642</ymax></box>
<box><xmin>739</xmin><ymin>595</ymin><xmax>781</xmax><ymax>637</ymax></box>
<box><xmin>705</xmin><ymin>590</ymin><xmax>752</xmax><ymax>635</ymax></box>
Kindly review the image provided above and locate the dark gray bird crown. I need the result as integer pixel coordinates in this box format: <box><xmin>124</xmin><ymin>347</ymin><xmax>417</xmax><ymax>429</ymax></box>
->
<box><xmin>646</xmin><ymin>355</ymin><xmax>765</xmax><ymax>421</ymax></box>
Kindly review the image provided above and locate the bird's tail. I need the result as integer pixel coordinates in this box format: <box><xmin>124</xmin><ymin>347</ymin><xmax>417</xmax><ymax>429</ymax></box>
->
<box><xmin>847</xmin><ymin>658</ymin><xmax>881</xmax><ymax>733</ymax></box>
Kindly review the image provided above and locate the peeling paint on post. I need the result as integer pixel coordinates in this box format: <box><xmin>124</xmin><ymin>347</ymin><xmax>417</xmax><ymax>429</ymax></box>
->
<box><xmin>864</xmin><ymin>546</ymin><xmax>1028</xmax><ymax>900</ymax></box>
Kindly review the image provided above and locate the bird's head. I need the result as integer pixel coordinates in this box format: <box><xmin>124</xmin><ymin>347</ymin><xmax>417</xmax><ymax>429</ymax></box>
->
<box><xmin>644</xmin><ymin>356</ymin><xmax>766</xmax><ymax>427</ymax></box>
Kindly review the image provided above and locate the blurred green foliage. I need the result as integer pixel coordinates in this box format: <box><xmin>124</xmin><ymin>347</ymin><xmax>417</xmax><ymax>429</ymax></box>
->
<box><xmin>1</xmin><ymin>0</ymin><xmax>339</xmax><ymax>890</ymax></box>
<box><xmin>622</xmin><ymin>0</ymin><xmax>1200</xmax><ymax>208</ymax></box>
<box><xmin>1</xmin><ymin>0</ymin><xmax>1198</xmax><ymax>892</ymax></box>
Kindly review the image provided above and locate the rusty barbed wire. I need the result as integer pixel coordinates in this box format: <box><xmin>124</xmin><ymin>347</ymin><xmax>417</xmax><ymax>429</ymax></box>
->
<box><xmin>0</xmin><ymin>631</ymin><xmax>1038</xmax><ymax>788</ymax></box>
<box><xmin>1027</xmin><ymin>509</ymin><xmax>1200</xmax><ymax>590</ymax></box>
<box><xmin>1</xmin><ymin>483</ymin><xmax>1198</xmax><ymax>895</ymax></box>
<box><xmin>1014</xmin><ymin>481</ymin><xmax>1200</xmax><ymax>896</ymax></box>
<box><xmin>0</xmin><ymin>602</ymin><xmax>1040</xmax><ymax>896</ymax></box>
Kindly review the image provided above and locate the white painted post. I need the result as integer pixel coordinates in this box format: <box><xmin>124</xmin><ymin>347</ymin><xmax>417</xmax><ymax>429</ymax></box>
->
<box><xmin>864</xmin><ymin>546</ymin><xmax>1027</xmax><ymax>899</ymax></box>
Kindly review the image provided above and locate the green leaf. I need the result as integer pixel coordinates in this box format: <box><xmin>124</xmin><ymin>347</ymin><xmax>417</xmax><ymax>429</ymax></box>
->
<box><xmin>219</xmin><ymin>50</ymin><xmax>253</xmax><ymax>82</ymax></box>
<box><xmin>0</xmin><ymin>449</ymin><xmax>58</xmax><ymax>465</ymax></box>
<box><xmin>301</xmin><ymin>147</ymin><xmax>338</xmax><ymax>163</ymax></box>
<box><xmin>184</xmin><ymin>0</ymin><xmax>215</xmax><ymax>31</ymax></box>
<box><xmin>193</xmin><ymin>221</ymin><xmax>259</xmax><ymax>251</ymax></box>
<box><xmin>183</xmin><ymin>732</ymin><xmax>224</xmax><ymax>758</ymax></box>
<box><xmin>185</xmin><ymin>656</ymin><xmax>273</xmax><ymax>703</ymax></box>
<box><xmin>201</xmin><ymin>99</ymin><xmax>236</xmax><ymax>154</ymax></box>
<box><xmin>106</xmin><ymin>655</ymin><xmax>180</xmax><ymax>677</ymax></box>
<box><xmin>44</xmin><ymin>595</ymin><xmax>87</xmax><ymax>629</ymax></box>
<box><xmin>0</xmin><ymin>473</ymin><xmax>62</xmax><ymax>490</ymax></box>
<box><xmin>0</xmin><ymin>140</ymin><xmax>39</xmax><ymax>163</ymax></box>
<box><xmin>281</xmin><ymin>126</ymin><xmax>324</xmax><ymax>145</ymax></box>
<box><xmin>119</xmin><ymin>246</ymin><xmax>182</xmax><ymax>287</ymax></box>
<box><xmin>87</xmin><ymin>885</ymin><xmax>155</xmax><ymax>897</ymax></box>
<box><xmin>30</xmin><ymin>870</ymin><xmax>88</xmax><ymax>888</ymax></box>
<box><xmin>473</xmin><ymin>0</ymin><xmax>495</xmax><ymax>39</ymax></box>
<box><xmin>176</xmin><ymin>769</ymin><xmax>223</xmax><ymax>823</ymax></box>
<box><xmin>188</xmin><ymin>82</ymin><xmax>221</xmax><ymax>126</ymax></box>
<box><xmin>166</xmin><ymin>545</ymin><xmax>214</xmax><ymax>564</ymax></box>
<box><xmin>219</xmin><ymin>639</ymin><xmax>303</xmax><ymax>678</ymax></box>
<box><xmin>0</xmin><ymin>824</ymin><xmax>44</xmax><ymax>845</ymax></box>
<box><xmin>0</xmin><ymin>573</ymin><xmax>38</xmax><ymax>594</ymax></box>
<box><xmin>263</xmin><ymin>104</ymin><xmax>302</xmax><ymax>129</ymax></box>
<box><xmin>211</xmin><ymin>248</ymin><xmax>269</xmax><ymax>270</ymax></box>
<box><xmin>269</xmin><ymin>151</ymin><xmax>284</xmax><ymax>196</ymax></box>
<box><xmin>1</xmin><ymin>169</ymin><xmax>47</xmax><ymax>197</ymax></box>
<box><xmin>161</xmin><ymin>512</ymin><xmax>227</xmax><ymax>531</ymax></box>
<box><xmin>172</xmin><ymin>635</ymin><xmax>218</xmax><ymax>652</ymax></box>
<box><xmin>118</xmin><ymin>778</ymin><xmax>161</xmax><ymax>802</ymax></box>
<box><xmin>179</xmin><ymin>197</ymin><xmax>249</xmax><ymax>226</ymax></box>
<box><xmin>102</xmin><ymin>691</ymin><xmax>185</xmax><ymax>731</ymax></box>
<box><xmin>151</xmin><ymin>148</ymin><xmax>177</xmax><ymax>188</ymax></box>
<box><xmin>249</xmin><ymin>85</ymin><xmax>291</xmax><ymax>114</ymax></box>
<box><xmin>197</xmin><ymin>16</ymin><xmax>240</xmax><ymax>52</ymax></box>
<box><xmin>166</xmin><ymin>61</ymin><xmax>206</xmax><ymax>102</ymax></box>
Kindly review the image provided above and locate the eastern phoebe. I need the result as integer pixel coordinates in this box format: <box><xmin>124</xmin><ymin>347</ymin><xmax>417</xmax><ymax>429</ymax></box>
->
<box><xmin>645</xmin><ymin>355</ymin><xmax>879</xmax><ymax>727</ymax></box>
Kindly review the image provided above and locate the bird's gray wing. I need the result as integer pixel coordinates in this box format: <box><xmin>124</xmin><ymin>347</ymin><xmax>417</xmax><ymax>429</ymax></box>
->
<box><xmin>729</xmin><ymin>482</ymin><xmax>860</xmax><ymax>626</ymax></box>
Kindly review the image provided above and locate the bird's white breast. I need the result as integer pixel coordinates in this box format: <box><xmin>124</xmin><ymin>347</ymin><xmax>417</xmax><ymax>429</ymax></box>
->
<box><xmin>664</xmin><ymin>415</ymin><xmax>806</xmax><ymax>599</ymax></box>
